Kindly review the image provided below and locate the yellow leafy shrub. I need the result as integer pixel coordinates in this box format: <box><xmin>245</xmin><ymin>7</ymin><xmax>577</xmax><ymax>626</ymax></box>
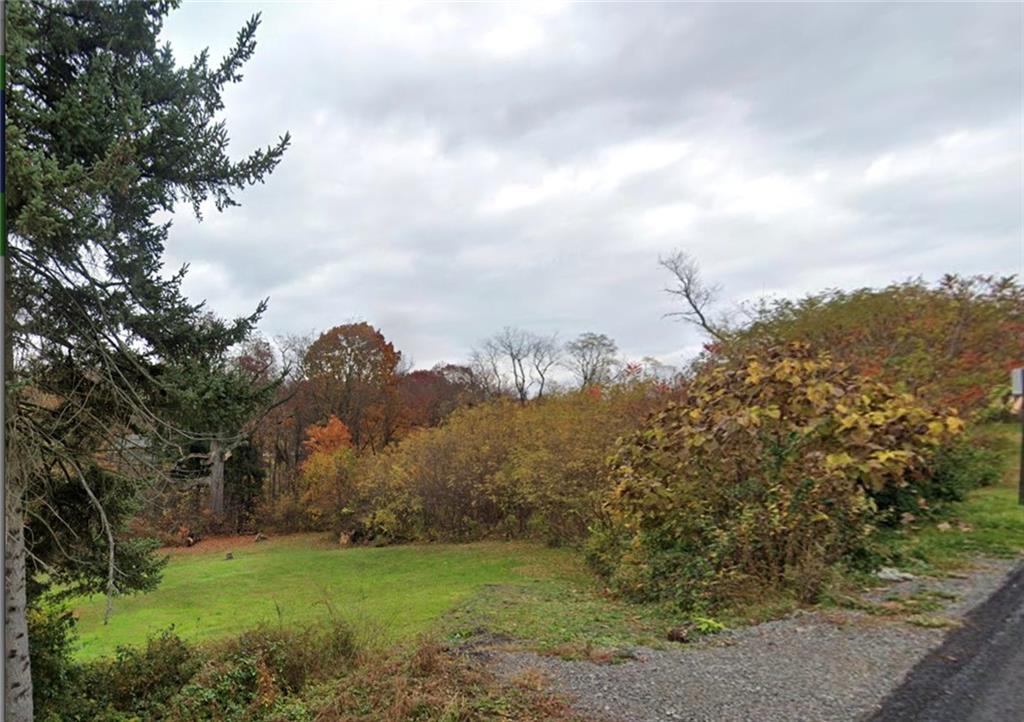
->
<box><xmin>594</xmin><ymin>343</ymin><xmax>961</xmax><ymax>608</ymax></box>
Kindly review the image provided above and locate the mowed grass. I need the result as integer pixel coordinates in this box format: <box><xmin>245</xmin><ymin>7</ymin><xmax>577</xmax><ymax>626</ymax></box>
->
<box><xmin>73</xmin><ymin>537</ymin><xmax>582</xmax><ymax>660</ymax></box>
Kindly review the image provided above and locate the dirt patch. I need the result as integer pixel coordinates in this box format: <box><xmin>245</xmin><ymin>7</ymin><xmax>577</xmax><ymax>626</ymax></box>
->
<box><xmin>162</xmin><ymin>534</ymin><xmax>263</xmax><ymax>556</ymax></box>
<box><xmin>161</xmin><ymin>531</ymin><xmax>337</xmax><ymax>556</ymax></box>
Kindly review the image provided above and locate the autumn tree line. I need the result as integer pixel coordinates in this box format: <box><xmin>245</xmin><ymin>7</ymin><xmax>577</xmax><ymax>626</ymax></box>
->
<box><xmin>136</xmin><ymin>319</ymin><xmax>672</xmax><ymax>539</ymax></box>
<box><xmin>136</xmin><ymin>270</ymin><xmax>1024</xmax><ymax>550</ymax></box>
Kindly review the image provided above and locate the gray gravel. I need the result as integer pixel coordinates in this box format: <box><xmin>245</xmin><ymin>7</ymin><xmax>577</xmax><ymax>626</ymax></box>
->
<box><xmin>484</xmin><ymin>558</ymin><xmax>1019</xmax><ymax>722</ymax></box>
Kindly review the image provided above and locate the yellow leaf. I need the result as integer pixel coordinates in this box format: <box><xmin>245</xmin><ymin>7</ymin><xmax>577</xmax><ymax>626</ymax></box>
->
<box><xmin>945</xmin><ymin>416</ymin><xmax>964</xmax><ymax>434</ymax></box>
<box><xmin>825</xmin><ymin>452</ymin><xmax>854</xmax><ymax>470</ymax></box>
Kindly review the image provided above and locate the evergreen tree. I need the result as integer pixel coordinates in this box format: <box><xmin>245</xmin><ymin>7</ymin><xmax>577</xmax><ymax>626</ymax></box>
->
<box><xmin>4</xmin><ymin>2</ymin><xmax>289</xmax><ymax>718</ymax></box>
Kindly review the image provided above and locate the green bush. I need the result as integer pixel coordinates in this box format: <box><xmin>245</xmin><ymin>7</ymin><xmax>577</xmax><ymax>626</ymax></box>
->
<box><xmin>930</xmin><ymin>440</ymin><xmax>1003</xmax><ymax>500</ymax></box>
<box><xmin>29</xmin><ymin>605</ymin><xmax>81</xmax><ymax>722</ymax></box>
<box><xmin>31</xmin><ymin>615</ymin><xmax>359</xmax><ymax>722</ymax></box>
<box><xmin>871</xmin><ymin>438</ymin><xmax>1004</xmax><ymax>522</ymax></box>
<box><xmin>75</xmin><ymin>629</ymin><xmax>202</xmax><ymax>721</ymax></box>
<box><xmin>31</xmin><ymin>620</ymin><xmax>198</xmax><ymax>722</ymax></box>
<box><xmin>593</xmin><ymin>343</ymin><xmax>962</xmax><ymax>608</ymax></box>
<box><xmin>168</xmin><ymin>619</ymin><xmax>358</xmax><ymax>721</ymax></box>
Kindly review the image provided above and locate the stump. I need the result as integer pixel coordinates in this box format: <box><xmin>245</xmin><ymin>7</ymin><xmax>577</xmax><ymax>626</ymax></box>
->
<box><xmin>667</xmin><ymin>625</ymin><xmax>692</xmax><ymax>643</ymax></box>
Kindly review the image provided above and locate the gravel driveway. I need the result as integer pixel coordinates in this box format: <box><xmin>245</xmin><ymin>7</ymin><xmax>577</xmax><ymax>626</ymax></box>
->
<box><xmin>484</xmin><ymin>559</ymin><xmax>1019</xmax><ymax>722</ymax></box>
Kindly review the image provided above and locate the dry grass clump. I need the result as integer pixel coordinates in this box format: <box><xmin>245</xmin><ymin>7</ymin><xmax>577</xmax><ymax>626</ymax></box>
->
<box><xmin>316</xmin><ymin>637</ymin><xmax>583</xmax><ymax>722</ymax></box>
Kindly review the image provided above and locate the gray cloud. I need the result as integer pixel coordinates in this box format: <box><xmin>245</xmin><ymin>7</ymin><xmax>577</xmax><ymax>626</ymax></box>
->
<box><xmin>159</xmin><ymin>1</ymin><xmax>1023</xmax><ymax>369</ymax></box>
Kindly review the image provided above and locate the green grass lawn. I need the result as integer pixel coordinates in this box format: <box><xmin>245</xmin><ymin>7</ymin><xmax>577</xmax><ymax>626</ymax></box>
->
<box><xmin>74</xmin><ymin>538</ymin><xmax>583</xmax><ymax>659</ymax></box>
<box><xmin>75</xmin><ymin>534</ymin><xmax>680</xmax><ymax>662</ymax></box>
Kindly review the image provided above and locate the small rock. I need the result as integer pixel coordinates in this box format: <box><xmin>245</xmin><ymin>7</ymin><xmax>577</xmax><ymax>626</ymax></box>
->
<box><xmin>936</xmin><ymin>521</ymin><xmax>952</xmax><ymax>532</ymax></box>
<box><xmin>225</xmin><ymin>552</ymin><xmax>233</xmax><ymax>560</ymax></box>
<box><xmin>877</xmin><ymin>566</ymin><xmax>916</xmax><ymax>582</ymax></box>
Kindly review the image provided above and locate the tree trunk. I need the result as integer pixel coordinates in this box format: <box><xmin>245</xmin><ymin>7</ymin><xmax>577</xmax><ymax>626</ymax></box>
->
<box><xmin>4</xmin><ymin>477</ymin><xmax>34</xmax><ymax>722</ymax></box>
<box><xmin>5</xmin><ymin>253</ymin><xmax>34</xmax><ymax>721</ymax></box>
<box><xmin>208</xmin><ymin>439</ymin><xmax>225</xmax><ymax>517</ymax></box>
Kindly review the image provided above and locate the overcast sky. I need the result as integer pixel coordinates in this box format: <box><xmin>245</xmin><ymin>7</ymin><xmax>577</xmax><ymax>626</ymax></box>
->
<box><xmin>160</xmin><ymin>1</ymin><xmax>1023</xmax><ymax>370</ymax></box>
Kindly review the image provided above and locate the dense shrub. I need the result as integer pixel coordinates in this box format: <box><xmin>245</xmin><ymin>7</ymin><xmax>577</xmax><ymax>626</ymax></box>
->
<box><xmin>34</xmin><ymin>619</ymin><xmax>572</xmax><ymax>722</ymax></box>
<box><xmin>169</xmin><ymin>620</ymin><xmax>358</xmax><ymax>721</ymax></box>
<box><xmin>929</xmin><ymin>439</ymin><xmax>1004</xmax><ymax>501</ymax></box>
<box><xmin>33</xmin><ymin>622</ymin><xmax>199</xmax><ymax>722</ymax></box>
<box><xmin>257</xmin><ymin>494</ymin><xmax>313</xmax><ymax>534</ymax></box>
<box><xmin>296</xmin><ymin>447</ymin><xmax>359</xmax><ymax>533</ymax></box>
<box><xmin>592</xmin><ymin>343</ymin><xmax>962</xmax><ymax>608</ymax></box>
<box><xmin>35</xmin><ymin>618</ymin><xmax>359</xmax><ymax>722</ymax></box>
<box><xmin>90</xmin><ymin>630</ymin><xmax>201</xmax><ymax>720</ymax></box>
<box><xmin>730</xmin><ymin>274</ymin><xmax>1023</xmax><ymax>414</ymax></box>
<box><xmin>359</xmin><ymin>401</ymin><xmax>521</xmax><ymax>542</ymax></box>
<box><xmin>355</xmin><ymin>385</ymin><xmax>666</xmax><ymax>544</ymax></box>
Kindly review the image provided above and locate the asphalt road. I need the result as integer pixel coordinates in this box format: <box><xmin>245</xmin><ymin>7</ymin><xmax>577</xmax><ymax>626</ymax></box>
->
<box><xmin>871</xmin><ymin>561</ymin><xmax>1024</xmax><ymax>722</ymax></box>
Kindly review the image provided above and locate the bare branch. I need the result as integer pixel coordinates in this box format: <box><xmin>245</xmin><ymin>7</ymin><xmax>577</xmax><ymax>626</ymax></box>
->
<box><xmin>659</xmin><ymin>250</ymin><xmax>725</xmax><ymax>342</ymax></box>
<box><xmin>72</xmin><ymin>462</ymin><xmax>117</xmax><ymax>625</ymax></box>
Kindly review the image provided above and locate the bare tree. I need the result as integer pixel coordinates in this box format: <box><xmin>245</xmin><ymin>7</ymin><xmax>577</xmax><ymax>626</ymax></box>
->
<box><xmin>529</xmin><ymin>333</ymin><xmax>561</xmax><ymax>398</ymax></box>
<box><xmin>471</xmin><ymin>327</ymin><xmax>560</xmax><ymax>402</ymax></box>
<box><xmin>469</xmin><ymin>343</ymin><xmax>509</xmax><ymax>397</ymax></box>
<box><xmin>493</xmin><ymin>327</ymin><xmax>534</xmax><ymax>402</ymax></box>
<box><xmin>660</xmin><ymin>251</ymin><xmax>725</xmax><ymax>341</ymax></box>
<box><xmin>564</xmin><ymin>332</ymin><xmax>619</xmax><ymax>388</ymax></box>
<box><xmin>276</xmin><ymin>331</ymin><xmax>316</xmax><ymax>381</ymax></box>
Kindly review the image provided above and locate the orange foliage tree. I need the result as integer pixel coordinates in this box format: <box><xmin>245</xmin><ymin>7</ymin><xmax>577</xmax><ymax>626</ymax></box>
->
<box><xmin>304</xmin><ymin>323</ymin><xmax>402</xmax><ymax>451</ymax></box>
<box><xmin>301</xmin><ymin>415</ymin><xmax>352</xmax><ymax>460</ymax></box>
<box><xmin>297</xmin><ymin>416</ymin><xmax>357</xmax><ymax>532</ymax></box>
